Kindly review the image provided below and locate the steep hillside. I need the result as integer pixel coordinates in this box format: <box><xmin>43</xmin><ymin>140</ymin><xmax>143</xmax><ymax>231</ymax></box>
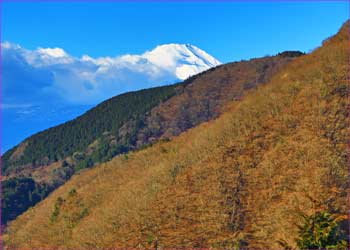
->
<box><xmin>4</xmin><ymin>21</ymin><xmax>349</xmax><ymax>249</ymax></box>
<box><xmin>1</xmin><ymin>84</ymin><xmax>179</xmax><ymax>225</ymax></box>
<box><xmin>3</xmin><ymin>85</ymin><xmax>178</xmax><ymax>174</ymax></box>
<box><xmin>137</xmin><ymin>51</ymin><xmax>303</xmax><ymax>143</ymax></box>
<box><xmin>2</xmin><ymin>53</ymin><xmax>299</xmax><ymax>176</ymax></box>
<box><xmin>1</xmin><ymin>51</ymin><xmax>300</xmax><ymax>225</ymax></box>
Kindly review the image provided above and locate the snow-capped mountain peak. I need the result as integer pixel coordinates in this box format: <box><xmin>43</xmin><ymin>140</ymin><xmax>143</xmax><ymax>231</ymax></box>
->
<box><xmin>3</xmin><ymin>41</ymin><xmax>221</xmax><ymax>151</ymax></box>
<box><xmin>2</xmin><ymin>41</ymin><xmax>221</xmax><ymax>107</ymax></box>
<box><xmin>144</xmin><ymin>43</ymin><xmax>221</xmax><ymax>80</ymax></box>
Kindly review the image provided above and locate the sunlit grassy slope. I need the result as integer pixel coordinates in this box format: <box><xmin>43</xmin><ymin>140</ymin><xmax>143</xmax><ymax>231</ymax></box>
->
<box><xmin>5</xmin><ymin>21</ymin><xmax>349</xmax><ymax>249</ymax></box>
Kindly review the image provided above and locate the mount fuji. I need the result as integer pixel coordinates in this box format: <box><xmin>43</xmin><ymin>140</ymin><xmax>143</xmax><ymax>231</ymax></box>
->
<box><xmin>2</xmin><ymin>42</ymin><xmax>221</xmax><ymax>152</ymax></box>
<box><xmin>142</xmin><ymin>43</ymin><xmax>221</xmax><ymax>80</ymax></box>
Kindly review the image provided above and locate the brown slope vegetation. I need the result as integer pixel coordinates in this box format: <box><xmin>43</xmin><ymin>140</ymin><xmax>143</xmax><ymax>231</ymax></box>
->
<box><xmin>4</xmin><ymin>21</ymin><xmax>349</xmax><ymax>249</ymax></box>
<box><xmin>2</xmin><ymin>47</ymin><xmax>299</xmax><ymax>226</ymax></box>
<box><xmin>5</xmin><ymin>51</ymin><xmax>297</xmax><ymax>178</ymax></box>
<box><xmin>132</xmin><ymin>53</ymin><xmax>299</xmax><ymax>145</ymax></box>
<box><xmin>4</xmin><ymin>52</ymin><xmax>298</xmax><ymax>178</ymax></box>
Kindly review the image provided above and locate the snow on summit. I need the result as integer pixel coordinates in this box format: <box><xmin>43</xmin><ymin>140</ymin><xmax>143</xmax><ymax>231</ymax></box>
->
<box><xmin>144</xmin><ymin>44</ymin><xmax>221</xmax><ymax>80</ymax></box>
<box><xmin>2</xmin><ymin>42</ymin><xmax>221</xmax><ymax>105</ymax></box>
<box><xmin>3</xmin><ymin>42</ymin><xmax>222</xmax><ymax>151</ymax></box>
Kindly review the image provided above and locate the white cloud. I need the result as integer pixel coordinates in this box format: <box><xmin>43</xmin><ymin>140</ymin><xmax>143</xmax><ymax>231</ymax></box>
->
<box><xmin>1</xmin><ymin>41</ymin><xmax>21</xmax><ymax>49</ymax></box>
<box><xmin>2</xmin><ymin>41</ymin><xmax>221</xmax><ymax>106</ymax></box>
<box><xmin>37</xmin><ymin>47</ymin><xmax>68</xmax><ymax>58</ymax></box>
<box><xmin>2</xmin><ymin>42</ymin><xmax>222</xmax><ymax>152</ymax></box>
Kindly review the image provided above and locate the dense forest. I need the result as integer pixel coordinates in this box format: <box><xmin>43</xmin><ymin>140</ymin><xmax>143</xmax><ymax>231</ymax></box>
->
<box><xmin>2</xmin><ymin>84</ymin><xmax>179</xmax><ymax>174</ymax></box>
<box><xmin>1</xmin><ymin>84</ymin><xmax>179</xmax><ymax>225</ymax></box>
<box><xmin>4</xmin><ymin>20</ymin><xmax>348</xmax><ymax>250</ymax></box>
<box><xmin>2</xmin><ymin>52</ymin><xmax>300</xmax><ymax>176</ymax></box>
<box><xmin>2</xmin><ymin>177</ymin><xmax>52</xmax><ymax>225</ymax></box>
<box><xmin>1</xmin><ymin>49</ymin><xmax>302</xmax><ymax>226</ymax></box>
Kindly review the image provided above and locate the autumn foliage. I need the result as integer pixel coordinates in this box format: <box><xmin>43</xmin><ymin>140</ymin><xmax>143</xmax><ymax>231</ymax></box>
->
<box><xmin>4</xmin><ymin>21</ymin><xmax>349</xmax><ymax>249</ymax></box>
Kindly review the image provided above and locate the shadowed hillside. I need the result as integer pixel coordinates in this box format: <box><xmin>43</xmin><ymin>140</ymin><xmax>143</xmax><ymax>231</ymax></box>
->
<box><xmin>4</xmin><ymin>21</ymin><xmax>349</xmax><ymax>250</ymax></box>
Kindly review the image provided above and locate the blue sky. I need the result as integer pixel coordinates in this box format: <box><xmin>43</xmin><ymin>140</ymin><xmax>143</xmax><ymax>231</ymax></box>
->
<box><xmin>1</xmin><ymin>1</ymin><xmax>349</xmax><ymax>152</ymax></box>
<box><xmin>2</xmin><ymin>1</ymin><xmax>348</xmax><ymax>63</ymax></box>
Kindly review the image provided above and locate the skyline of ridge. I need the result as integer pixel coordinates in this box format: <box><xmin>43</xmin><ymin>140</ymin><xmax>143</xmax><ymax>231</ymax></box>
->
<box><xmin>1</xmin><ymin>1</ymin><xmax>349</xmax><ymax>152</ymax></box>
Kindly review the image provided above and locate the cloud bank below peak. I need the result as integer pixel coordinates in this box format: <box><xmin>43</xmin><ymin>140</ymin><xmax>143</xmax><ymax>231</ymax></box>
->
<box><xmin>2</xmin><ymin>42</ymin><xmax>221</xmax><ymax>106</ymax></box>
